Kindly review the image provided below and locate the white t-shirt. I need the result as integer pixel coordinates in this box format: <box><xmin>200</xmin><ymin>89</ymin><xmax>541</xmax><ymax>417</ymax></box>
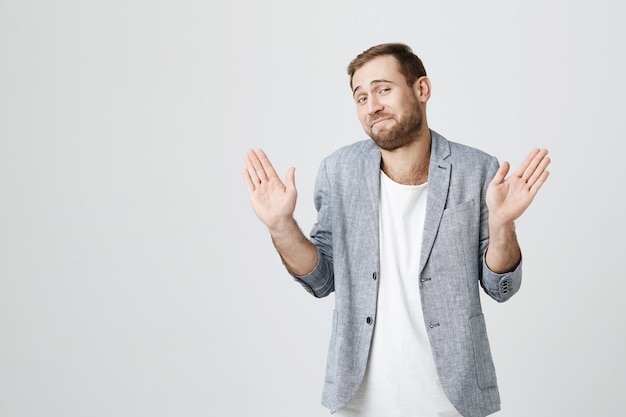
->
<box><xmin>335</xmin><ymin>171</ymin><xmax>461</xmax><ymax>417</ymax></box>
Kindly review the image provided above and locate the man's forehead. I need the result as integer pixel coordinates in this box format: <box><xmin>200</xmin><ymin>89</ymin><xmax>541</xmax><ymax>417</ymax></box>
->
<box><xmin>352</xmin><ymin>55</ymin><xmax>402</xmax><ymax>91</ymax></box>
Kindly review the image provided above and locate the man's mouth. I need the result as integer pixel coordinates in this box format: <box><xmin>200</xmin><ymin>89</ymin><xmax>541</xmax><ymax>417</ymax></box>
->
<box><xmin>369</xmin><ymin>117</ymin><xmax>392</xmax><ymax>128</ymax></box>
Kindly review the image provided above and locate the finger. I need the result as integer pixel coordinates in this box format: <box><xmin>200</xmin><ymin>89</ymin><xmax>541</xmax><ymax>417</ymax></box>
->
<box><xmin>529</xmin><ymin>170</ymin><xmax>550</xmax><ymax>195</ymax></box>
<box><xmin>242</xmin><ymin>167</ymin><xmax>256</xmax><ymax>192</ymax></box>
<box><xmin>521</xmin><ymin>149</ymin><xmax>549</xmax><ymax>182</ymax></box>
<box><xmin>244</xmin><ymin>151</ymin><xmax>262</xmax><ymax>184</ymax></box>
<box><xmin>512</xmin><ymin>148</ymin><xmax>540</xmax><ymax>179</ymax></box>
<box><xmin>246</xmin><ymin>148</ymin><xmax>271</xmax><ymax>183</ymax></box>
<box><xmin>526</xmin><ymin>153</ymin><xmax>551</xmax><ymax>189</ymax></box>
<box><xmin>285</xmin><ymin>166</ymin><xmax>296</xmax><ymax>192</ymax></box>
<box><xmin>254</xmin><ymin>148</ymin><xmax>281</xmax><ymax>182</ymax></box>
<box><xmin>491</xmin><ymin>161</ymin><xmax>510</xmax><ymax>185</ymax></box>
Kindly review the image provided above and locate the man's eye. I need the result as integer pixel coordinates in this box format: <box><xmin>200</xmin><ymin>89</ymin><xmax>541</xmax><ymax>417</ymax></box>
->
<box><xmin>357</xmin><ymin>96</ymin><xmax>367</xmax><ymax>104</ymax></box>
<box><xmin>379</xmin><ymin>87</ymin><xmax>390</xmax><ymax>94</ymax></box>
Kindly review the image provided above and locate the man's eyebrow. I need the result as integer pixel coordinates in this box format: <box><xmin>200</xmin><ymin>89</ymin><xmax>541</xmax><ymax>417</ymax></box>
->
<box><xmin>352</xmin><ymin>79</ymin><xmax>395</xmax><ymax>97</ymax></box>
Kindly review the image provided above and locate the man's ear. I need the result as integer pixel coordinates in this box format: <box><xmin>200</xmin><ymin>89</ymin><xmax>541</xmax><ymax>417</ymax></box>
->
<box><xmin>413</xmin><ymin>76</ymin><xmax>431</xmax><ymax>103</ymax></box>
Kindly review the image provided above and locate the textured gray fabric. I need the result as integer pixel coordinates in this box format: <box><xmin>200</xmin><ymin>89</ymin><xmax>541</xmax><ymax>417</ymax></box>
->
<box><xmin>293</xmin><ymin>130</ymin><xmax>521</xmax><ymax>417</ymax></box>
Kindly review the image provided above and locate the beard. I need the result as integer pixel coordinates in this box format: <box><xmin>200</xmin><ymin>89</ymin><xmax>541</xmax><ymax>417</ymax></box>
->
<box><xmin>366</xmin><ymin>103</ymin><xmax>423</xmax><ymax>151</ymax></box>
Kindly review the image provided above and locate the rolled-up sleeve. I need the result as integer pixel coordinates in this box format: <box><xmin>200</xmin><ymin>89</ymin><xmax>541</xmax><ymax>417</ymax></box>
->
<box><xmin>291</xmin><ymin>158</ymin><xmax>335</xmax><ymax>298</ymax></box>
<box><xmin>480</xmin><ymin>258</ymin><xmax>522</xmax><ymax>302</ymax></box>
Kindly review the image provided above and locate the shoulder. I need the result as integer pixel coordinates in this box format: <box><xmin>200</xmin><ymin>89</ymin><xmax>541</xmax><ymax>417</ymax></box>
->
<box><xmin>320</xmin><ymin>139</ymin><xmax>379</xmax><ymax>172</ymax></box>
<box><xmin>432</xmin><ymin>130</ymin><xmax>497</xmax><ymax>169</ymax></box>
<box><xmin>325</xmin><ymin>139</ymin><xmax>377</xmax><ymax>161</ymax></box>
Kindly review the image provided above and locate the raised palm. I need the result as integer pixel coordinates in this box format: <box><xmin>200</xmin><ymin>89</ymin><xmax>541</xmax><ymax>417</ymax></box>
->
<box><xmin>243</xmin><ymin>149</ymin><xmax>298</xmax><ymax>230</ymax></box>
<box><xmin>486</xmin><ymin>148</ymin><xmax>550</xmax><ymax>225</ymax></box>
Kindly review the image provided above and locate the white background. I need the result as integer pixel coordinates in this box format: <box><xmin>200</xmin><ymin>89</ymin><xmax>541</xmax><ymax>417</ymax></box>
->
<box><xmin>1</xmin><ymin>1</ymin><xmax>624</xmax><ymax>416</ymax></box>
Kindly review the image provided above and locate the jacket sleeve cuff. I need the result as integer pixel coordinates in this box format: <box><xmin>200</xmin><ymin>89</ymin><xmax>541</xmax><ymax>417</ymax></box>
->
<box><xmin>481</xmin><ymin>257</ymin><xmax>522</xmax><ymax>302</ymax></box>
<box><xmin>291</xmin><ymin>247</ymin><xmax>334</xmax><ymax>298</ymax></box>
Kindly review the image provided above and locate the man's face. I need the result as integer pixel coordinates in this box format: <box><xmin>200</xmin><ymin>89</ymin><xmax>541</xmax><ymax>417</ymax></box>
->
<box><xmin>351</xmin><ymin>55</ymin><xmax>424</xmax><ymax>151</ymax></box>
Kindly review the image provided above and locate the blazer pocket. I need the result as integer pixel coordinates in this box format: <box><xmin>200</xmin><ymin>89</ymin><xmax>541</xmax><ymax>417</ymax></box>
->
<box><xmin>469</xmin><ymin>314</ymin><xmax>498</xmax><ymax>389</ymax></box>
<box><xmin>439</xmin><ymin>199</ymin><xmax>476</xmax><ymax>237</ymax></box>
<box><xmin>442</xmin><ymin>199</ymin><xmax>475</xmax><ymax>216</ymax></box>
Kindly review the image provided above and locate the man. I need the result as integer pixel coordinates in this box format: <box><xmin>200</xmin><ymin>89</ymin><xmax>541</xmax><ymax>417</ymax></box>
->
<box><xmin>243</xmin><ymin>43</ymin><xmax>550</xmax><ymax>417</ymax></box>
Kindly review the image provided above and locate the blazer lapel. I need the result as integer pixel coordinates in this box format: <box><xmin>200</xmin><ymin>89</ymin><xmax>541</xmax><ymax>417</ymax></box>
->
<box><xmin>420</xmin><ymin>132</ymin><xmax>451</xmax><ymax>275</ymax></box>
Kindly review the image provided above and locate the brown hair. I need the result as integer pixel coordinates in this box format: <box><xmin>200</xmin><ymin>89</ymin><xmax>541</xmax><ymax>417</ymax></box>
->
<box><xmin>347</xmin><ymin>43</ymin><xmax>427</xmax><ymax>89</ymax></box>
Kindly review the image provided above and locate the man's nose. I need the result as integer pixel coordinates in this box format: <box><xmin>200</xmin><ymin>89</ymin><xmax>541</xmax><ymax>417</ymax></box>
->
<box><xmin>367</xmin><ymin>96</ymin><xmax>383</xmax><ymax>114</ymax></box>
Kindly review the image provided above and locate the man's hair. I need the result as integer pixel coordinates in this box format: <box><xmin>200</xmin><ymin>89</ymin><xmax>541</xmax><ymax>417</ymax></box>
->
<box><xmin>347</xmin><ymin>43</ymin><xmax>427</xmax><ymax>89</ymax></box>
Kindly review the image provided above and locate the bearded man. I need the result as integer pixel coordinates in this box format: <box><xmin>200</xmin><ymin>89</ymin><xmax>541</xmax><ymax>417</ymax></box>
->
<box><xmin>243</xmin><ymin>43</ymin><xmax>550</xmax><ymax>417</ymax></box>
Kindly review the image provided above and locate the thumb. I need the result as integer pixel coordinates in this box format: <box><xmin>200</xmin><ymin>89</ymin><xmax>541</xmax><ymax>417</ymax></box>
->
<box><xmin>491</xmin><ymin>161</ymin><xmax>510</xmax><ymax>185</ymax></box>
<box><xmin>285</xmin><ymin>167</ymin><xmax>297</xmax><ymax>191</ymax></box>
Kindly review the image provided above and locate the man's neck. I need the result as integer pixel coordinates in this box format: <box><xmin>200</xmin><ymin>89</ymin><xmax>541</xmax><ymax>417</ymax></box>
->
<box><xmin>380</xmin><ymin>131</ymin><xmax>431</xmax><ymax>185</ymax></box>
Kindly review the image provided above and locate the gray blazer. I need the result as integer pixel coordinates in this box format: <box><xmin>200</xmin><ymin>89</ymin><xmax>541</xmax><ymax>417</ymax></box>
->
<box><xmin>293</xmin><ymin>130</ymin><xmax>522</xmax><ymax>417</ymax></box>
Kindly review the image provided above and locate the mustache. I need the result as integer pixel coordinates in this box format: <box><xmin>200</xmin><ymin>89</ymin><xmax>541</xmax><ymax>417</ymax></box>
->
<box><xmin>367</xmin><ymin>113</ymin><xmax>394</xmax><ymax>127</ymax></box>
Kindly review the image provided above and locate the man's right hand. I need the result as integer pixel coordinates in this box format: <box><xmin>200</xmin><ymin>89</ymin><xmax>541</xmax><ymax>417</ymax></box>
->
<box><xmin>243</xmin><ymin>149</ymin><xmax>318</xmax><ymax>276</ymax></box>
<box><xmin>243</xmin><ymin>148</ymin><xmax>297</xmax><ymax>232</ymax></box>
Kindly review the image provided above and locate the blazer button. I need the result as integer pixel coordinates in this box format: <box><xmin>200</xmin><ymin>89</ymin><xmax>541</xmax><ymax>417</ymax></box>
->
<box><xmin>366</xmin><ymin>317</ymin><xmax>373</xmax><ymax>325</ymax></box>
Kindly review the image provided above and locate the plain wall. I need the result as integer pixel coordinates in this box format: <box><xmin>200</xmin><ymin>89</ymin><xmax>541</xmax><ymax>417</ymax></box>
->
<box><xmin>1</xmin><ymin>1</ymin><xmax>624</xmax><ymax>416</ymax></box>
